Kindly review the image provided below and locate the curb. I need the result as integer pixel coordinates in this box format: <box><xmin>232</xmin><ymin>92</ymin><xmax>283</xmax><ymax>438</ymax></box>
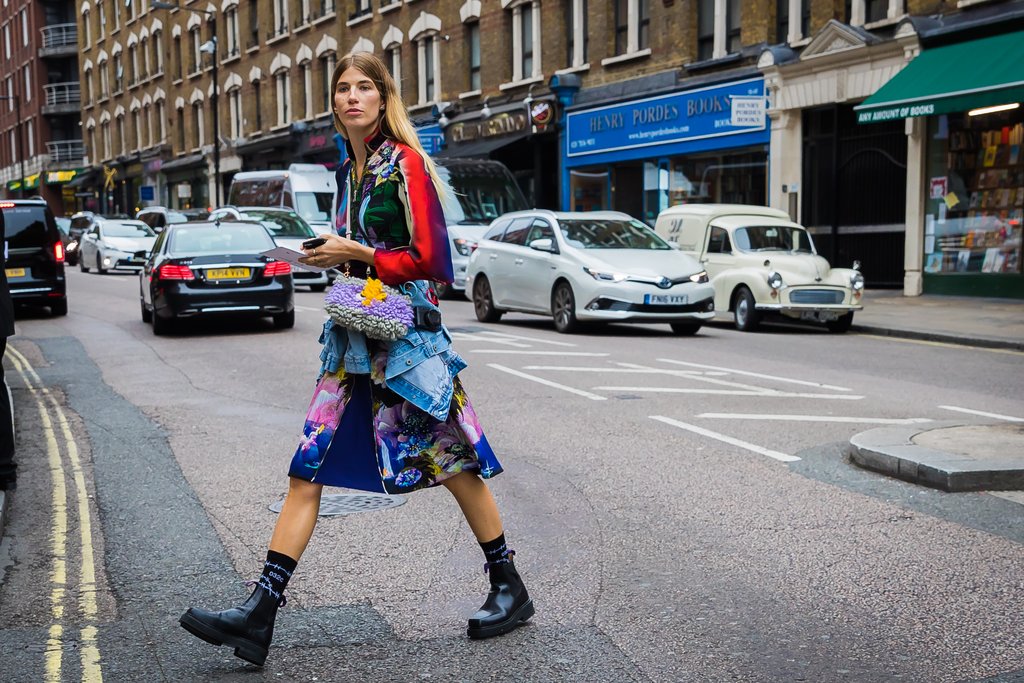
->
<box><xmin>851</xmin><ymin>324</ymin><xmax>1024</xmax><ymax>352</ymax></box>
<box><xmin>849</xmin><ymin>422</ymin><xmax>1024</xmax><ymax>492</ymax></box>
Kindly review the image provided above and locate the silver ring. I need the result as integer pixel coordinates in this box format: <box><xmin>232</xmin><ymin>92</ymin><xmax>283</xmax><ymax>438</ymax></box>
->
<box><xmin>313</xmin><ymin>248</ymin><xmax>318</xmax><ymax>255</ymax></box>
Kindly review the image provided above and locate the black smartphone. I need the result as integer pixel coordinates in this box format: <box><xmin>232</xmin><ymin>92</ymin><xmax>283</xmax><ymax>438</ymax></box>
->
<box><xmin>302</xmin><ymin>237</ymin><xmax>328</xmax><ymax>249</ymax></box>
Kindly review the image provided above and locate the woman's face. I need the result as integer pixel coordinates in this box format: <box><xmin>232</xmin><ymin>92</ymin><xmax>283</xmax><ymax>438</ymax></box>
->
<box><xmin>334</xmin><ymin>67</ymin><xmax>383</xmax><ymax>137</ymax></box>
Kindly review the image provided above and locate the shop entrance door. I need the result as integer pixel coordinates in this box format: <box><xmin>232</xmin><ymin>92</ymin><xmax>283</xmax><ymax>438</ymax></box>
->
<box><xmin>803</xmin><ymin>105</ymin><xmax>907</xmax><ymax>287</ymax></box>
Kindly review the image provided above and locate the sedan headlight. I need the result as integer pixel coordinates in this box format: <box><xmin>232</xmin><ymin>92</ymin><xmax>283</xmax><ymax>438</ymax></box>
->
<box><xmin>453</xmin><ymin>238</ymin><xmax>477</xmax><ymax>257</ymax></box>
<box><xmin>689</xmin><ymin>270</ymin><xmax>709</xmax><ymax>284</ymax></box>
<box><xmin>767</xmin><ymin>271</ymin><xmax>784</xmax><ymax>289</ymax></box>
<box><xmin>583</xmin><ymin>267</ymin><xmax>628</xmax><ymax>283</ymax></box>
<box><xmin>851</xmin><ymin>272</ymin><xmax>865</xmax><ymax>291</ymax></box>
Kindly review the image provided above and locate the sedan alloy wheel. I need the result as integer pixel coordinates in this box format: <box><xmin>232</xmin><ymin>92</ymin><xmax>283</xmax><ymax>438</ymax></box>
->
<box><xmin>472</xmin><ymin>276</ymin><xmax>503</xmax><ymax>323</ymax></box>
<box><xmin>551</xmin><ymin>282</ymin><xmax>580</xmax><ymax>334</ymax></box>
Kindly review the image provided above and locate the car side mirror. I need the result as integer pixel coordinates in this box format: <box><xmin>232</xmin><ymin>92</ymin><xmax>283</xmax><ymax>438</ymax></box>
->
<box><xmin>529</xmin><ymin>238</ymin><xmax>555</xmax><ymax>252</ymax></box>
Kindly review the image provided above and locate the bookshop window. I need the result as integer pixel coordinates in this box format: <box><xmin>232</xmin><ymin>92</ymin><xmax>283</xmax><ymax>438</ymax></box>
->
<box><xmin>924</xmin><ymin>111</ymin><xmax>1023</xmax><ymax>276</ymax></box>
<box><xmin>667</xmin><ymin>149</ymin><xmax>767</xmax><ymax>207</ymax></box>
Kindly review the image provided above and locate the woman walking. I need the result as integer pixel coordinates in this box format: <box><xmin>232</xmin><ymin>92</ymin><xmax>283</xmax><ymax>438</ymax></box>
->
<box><xmin>179</xmin><ymin>52</ymin><xmax>533</xmax><ymax>666</ymax></box>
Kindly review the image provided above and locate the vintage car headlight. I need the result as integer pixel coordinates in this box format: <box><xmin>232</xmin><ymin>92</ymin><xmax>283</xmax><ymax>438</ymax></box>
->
<box><xmin>583</xmin><ymin>267</ymin><xmax>628</xmax><ymax>283</ymax></box>
<box><xmin>767</xmin><ymin>271</ymin><xmax>784</xmax><ymax>289</ymax></box>
<box><xmin>453</xmin><ymin>238</ymin><xmax>477</xmax><ymax>256</ymax></box>
<box><xmin>851</xmin><ymin>272</ymin><xmax>865</xmax><ymax>290</ymax></box>
<box><xmin>689</xmin><ymin>270</ymin><xmax>709</xmax><ymax>284</ymax></box>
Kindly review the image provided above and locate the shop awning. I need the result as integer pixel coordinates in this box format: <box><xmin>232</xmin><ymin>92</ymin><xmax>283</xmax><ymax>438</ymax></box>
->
<box><xmin>855</xmin><ymin>30</ymin><xmax>1024</xmax><ymax>124</ymax></box>
<box><xmin>434</xmin><ymin>130</ymin><xmax>531</xmax><ymax>159</ymax></box>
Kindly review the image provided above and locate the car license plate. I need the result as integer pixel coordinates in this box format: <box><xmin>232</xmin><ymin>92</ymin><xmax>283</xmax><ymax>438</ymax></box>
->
<box><xmin>644</xmin><ymin>294</ymin><xmax>688</xmax><ymax>305</ymax></box>
<box><xmin>800</xmin><ymin>310</ymin><xmax>839</xmax><ymax>322</ymax></box>
<box><xmin>4</xmin><ymin>268</ymin><xmax>25</xmax><ymax>278</ymax></box>
<box><xmin>206</xmin><ymin>267</ymin><xmax>250</xmax><ymax>280</ymax></box>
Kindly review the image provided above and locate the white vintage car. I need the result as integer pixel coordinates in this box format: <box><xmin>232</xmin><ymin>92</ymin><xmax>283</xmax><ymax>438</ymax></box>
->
<box><xmin>653</xmin><ymin>204</ymin><xmax>864</xmax><ymax>332</ymax></box>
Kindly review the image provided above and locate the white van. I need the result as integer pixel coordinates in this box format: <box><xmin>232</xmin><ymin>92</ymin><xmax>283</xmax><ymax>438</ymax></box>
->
<box><xmin>228</xmin><ymin>164</ymin><xmax>336</xmax><ymax>232</ymax></box>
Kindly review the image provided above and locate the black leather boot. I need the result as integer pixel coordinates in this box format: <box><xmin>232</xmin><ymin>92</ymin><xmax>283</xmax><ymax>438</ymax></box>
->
<box><xmin>467</xmin><ymin>556</ymin><xmax>534</xmax><ymax>639</ymax></box>
<box><xmin>179</xmin><ymin>585</ymin><xmax>282</xmax><ymax>666</ymax></box>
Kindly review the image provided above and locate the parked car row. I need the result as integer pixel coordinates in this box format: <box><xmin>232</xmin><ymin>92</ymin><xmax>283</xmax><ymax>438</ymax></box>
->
<box><xmin>466</xmin><ymin>204</ymin><xmax>865</xmax><ymax>335</ymax></box>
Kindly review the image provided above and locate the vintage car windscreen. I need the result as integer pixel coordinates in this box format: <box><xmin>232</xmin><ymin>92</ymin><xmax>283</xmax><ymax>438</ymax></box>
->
<box><xmin>732</xmin><ymin>225</ymin><xmax>814</xmax><ymax>253</ymax></box>
<box><xmin>559</xmin><ymin>219</ymin><xmax>671</xmax><ymax>250</ymax></box>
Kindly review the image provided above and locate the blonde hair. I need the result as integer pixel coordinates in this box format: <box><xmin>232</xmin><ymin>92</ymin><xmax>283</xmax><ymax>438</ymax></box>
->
<box><xmin>331</xmin><ymin>52</ymin><xmax>446</xmax><ymax>198</ymax></box>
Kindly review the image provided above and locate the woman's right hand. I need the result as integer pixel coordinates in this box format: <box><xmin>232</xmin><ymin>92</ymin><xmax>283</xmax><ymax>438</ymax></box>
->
<box><xmin>299</xmin><ymin>234</ymin><xmax>376</xmax><ymax>269</ymax></box>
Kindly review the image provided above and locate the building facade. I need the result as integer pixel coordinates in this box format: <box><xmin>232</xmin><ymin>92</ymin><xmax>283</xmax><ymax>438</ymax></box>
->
<box><xmin>0</xmin><ymin>0</ymin><xmax>82</xmax><ymax>216</ymax></box>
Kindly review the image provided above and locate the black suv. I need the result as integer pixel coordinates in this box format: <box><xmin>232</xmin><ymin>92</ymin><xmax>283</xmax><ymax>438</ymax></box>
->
<box><xmin>1</xmin><ymin>199</ymin><xmax>68</xmax><ymax>316</ymax></box>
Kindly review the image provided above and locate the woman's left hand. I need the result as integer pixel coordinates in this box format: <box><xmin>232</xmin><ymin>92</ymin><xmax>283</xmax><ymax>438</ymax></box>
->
<box><xmin>299</xmin><ymin>234</ymin><xmax>375</xmax><ymax>269</ymax></box>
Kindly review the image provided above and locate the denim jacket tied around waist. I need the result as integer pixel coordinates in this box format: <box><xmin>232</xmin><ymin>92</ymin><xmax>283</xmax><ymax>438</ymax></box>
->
<box><xmin>317</xmin><ymin>278</ymin><xmax>467</xmax><ymax>422</ymax></box>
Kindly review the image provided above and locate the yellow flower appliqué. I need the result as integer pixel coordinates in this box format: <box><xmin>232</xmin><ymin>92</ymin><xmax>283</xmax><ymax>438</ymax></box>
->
<box><xmin>359</xmin><ymin>277</ymin><xmax>388</xmax><ymax>307</ymax></box>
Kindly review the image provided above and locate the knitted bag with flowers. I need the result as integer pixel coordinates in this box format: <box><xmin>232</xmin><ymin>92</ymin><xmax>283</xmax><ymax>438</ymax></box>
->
<box><xmin>323</xmin><ymin>275</ymin><xmax>415</xmax><ymax>341</ymax></box>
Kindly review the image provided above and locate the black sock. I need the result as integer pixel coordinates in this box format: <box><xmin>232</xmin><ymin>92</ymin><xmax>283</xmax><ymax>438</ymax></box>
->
<box><xmin>257</xmin><ymin>550</ymin><xmax>297</xmax><ymax>599</ymax></box>
<box><xmin>480</xmin><ymin>533</ymin><xmax>513</xmax><ymax>566</ymax></box>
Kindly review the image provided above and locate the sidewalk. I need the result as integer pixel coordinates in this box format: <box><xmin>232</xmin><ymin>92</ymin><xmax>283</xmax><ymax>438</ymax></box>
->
<box><xmin>852</xmin><ymin>290</ymin><xmax>1024</xmax><ymax>351</ymax></box>
<box><xmin>849</xmin><ymin>290</ymin><xmax>1024</xmax><ymax>491</ymax></box>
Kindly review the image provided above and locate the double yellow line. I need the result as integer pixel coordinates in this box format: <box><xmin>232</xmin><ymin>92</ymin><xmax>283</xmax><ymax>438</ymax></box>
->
<box><xmin>7</xmin><ymin>346</ymin><xmax>103</xmax><ymax>683</ymax></box>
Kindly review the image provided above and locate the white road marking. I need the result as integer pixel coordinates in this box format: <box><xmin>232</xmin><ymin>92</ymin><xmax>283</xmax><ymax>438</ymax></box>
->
<box><xmin>597</xmin><ymin>386</ymin><xmax>864</xmax><ymax>399</ymax></box>
<box><xmin>523</xmin><ymin>365</ymin><xmax>702</xmax><ymax>374</ymax></box>
<box><xmin>697</xmin><ymin>413</ymin><xmax>933</xmax><ymax>425</ymax></box>
<box><xmin>466</xmin><ymin>330</ymin><xmax>578</xmax><ymax>347</ymax></box>
<box><xmin>487</xmin><ymin>363</ymin><xmax>607</xmax><ymax>401</ymax></box>
<box><xmin>293</xmin><ymin>305</ymin><xmax>323</xmax><ymax>313</ymax></box>
<box><xmin>657</xmin><ymin>358</ymin><xmax>853</xmax><ymax>392</ymax></box>
<box><xmin>471</xmin><ymin>350</ymin><xmax>610</xmax><ymax>356</ymax></box>
<box><xmin>938</xmin><ymin>405</ymin><xmax>1024</xmax><ymax>423</ymax></box>
<box><xmin>617</xmin><ymin>362</ymin><xmax>780</xmax><ymax>393</ymax></box>
<box><xmin>449</xmin><ymin>332</ymin><xmax>532</xmax><ymax>348</ymax></box>
<box><xmin>650</xmin><ymin>415</ymin><xmax>801</xmax><ymax>462</ymax></box>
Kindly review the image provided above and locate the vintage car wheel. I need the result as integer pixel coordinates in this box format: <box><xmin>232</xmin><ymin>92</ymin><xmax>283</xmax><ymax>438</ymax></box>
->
<box><xmin>733</xmin><ymin>287</ymin><xmax>761</xmax><ymax>332</ymax></box>
<box><xmin>551</xmin><ymin>282</ymin><xmax>580</xmax><ymax>334</ymax></box>
<box><xmin>472</xmin><ymin>276</ymin><xmax>503</xmax><ymax>323</ymax></box>
<box><xmin>826</xmin><ymin>312</ymin><xmax>854</xmax><ymax>333</ymax></box>
<box><xmin>670</xmin><ymin>322</ymin><xmax>702</xmax><ymax>336</ymax></box>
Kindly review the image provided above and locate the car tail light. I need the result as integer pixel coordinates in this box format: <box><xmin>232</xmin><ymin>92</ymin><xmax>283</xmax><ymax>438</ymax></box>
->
<box><xmin>156</xmin><ymin>264</ymin><xmax>195</xmax><ymax>280</ymax></box>
<box><xmin>54</xmin><ymin>242</ymin><xmax>65</xmax><ymax>263</ymax></box>
<box><xmin>264</xmin><ymin>261</ymin><xmax>291</xmax><ymax>277</ymax></box>
<box><xmin>0</xmin><ymin>201</ymin><xmax>15</xmax><ymax>208</ymax></box>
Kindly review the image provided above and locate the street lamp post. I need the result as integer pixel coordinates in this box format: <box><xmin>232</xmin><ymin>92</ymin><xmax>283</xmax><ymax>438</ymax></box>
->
<box><xmin>151</xmin><ymin>0</ymin><xmax>220</xmax><ymax>207</ymax></box>
<box><xmin>0</xmin><ymin>95</ymin><xmax>27</xmax><ymax>198</ymax></box>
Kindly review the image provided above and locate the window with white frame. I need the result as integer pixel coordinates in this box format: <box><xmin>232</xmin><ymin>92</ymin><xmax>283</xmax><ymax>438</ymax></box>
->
<box><xmin>88</xmin><ymin>126</ymin><xmax>96</xmax><ymax>162</ymax></box>
<box><xmin>614</xmin><ymin>0</ymin><xmax>649</xmax><ymax>56</ymax></box>
<box><xmin>99</xmin><ymin>60</ymin><xmax>109</xmax><ymax>97</ymax></box>
<box><xmin>142</xmin><ymin>37</ymin><xmax>151</xmax><ymax>78</ymax></box>
<box><xmin>273</xmin><ymin>0</ymin><xmax>288</xmax><ymax>36</ymax></box>
<box><xmin>102</xmin><ymin>121</ymin><xmax>111</xmax><ymax>159</ymax></box>
<box><xmin>4</xmin><ymin>76</ymin><xmax>11</xmax><ymax>110</ymax></box>
<box><xmin>111</xmin><ymin>0</ymin><xmax>120</xmax><ymax>31</ymax></box>
<box><xmin>85</xmin><ymin>69</ymin><xmax>94</xmax><ymax>103</ymax></box>
<box><xmin>132</xmin><ymin>109</ymin><xmax>141</xmax><ymax>150</ymax></box>
<box><xmin>20</xmin><ymin>8</ymin><xmax>27</xmax><ymax>46</ymax></box>
<box><xmin>156</xmin><ymin>100</ymin><xmax>166</xmax><ymax>142</ymax></box>
<box><xmin>98</xmin><ymin>0</ymin><xmax>106</xmax><ymax>38</ymax></box>
<box><xmin>299</xmin><ymin>61</ymin><xmax>312</xmax><ymax>119</ymax></box>
<box><xmin>299</xmin><ymin>0</ymin><xmax>309</xmax><ymax>24</ymax></box>
<box><xmin>127</xmin><ymin>0</ymin><xmax>136</xmax><ymax>22</ymax></box>
<box><xmin>848</xmin><ymin>0</ymin><xmax>899</xmax><ymax>25</ymax></box>
<box><xmin>776</xmin><ymin>0</ymin><xmax>809</xmax><ymax>44</ymax></box>
<box><xmin>319</xmin><ymin>52</ymin><xmax>336</xmax><ymax>113</ymax></box>
<box><xmin>113</xmin><ymin>52</ymin><xmax>123</xmax><ymax>91</ymax></box>
<box><xmin>118</xmin><ymin>115</ymin><xmax>126</xmax><ymax>155</ymax></box>
<box><xmin>176</xmin><ymin>106</ymin><xmax>185</xmax><ymax>150</ymax></box>
<box><xmin>190</xmin><ymin>28</ymin><xmax>200</xmax><ymax>73</ymax></box>
<box><xmin>566</xmin><ymin>0</ymin><xmax>588</xmax><ymax>68</ymax></box>
<box><xmin>351</xmin><ymin>0</ymin><xmax>370</xmax><ymax>21</ymax></box>
<box><xmin>23</xmin><ymin>66</ymin><xmax>30</xmax><ymax>102</ymax></box>
<box><xmin>385</xmin><ymin>47</ymin><xmax>400</xmax><ymax>99</ymax></box>
<box><xmin>192</xmin><ymin>102</ymin><xmax>203</xmax><ymax>148</ymax></box>
<box><xmin>505</xmin><ymin>0</ymin><xmax>540</xmax><ymax>82</ymax></box>
<box><xmin>467</xmin><ymin>21</ymin><xmax>480</xmax><ymax>92</ymax></box>
<box><xmin>83</xmin><ymin>10</ymin><xmax>91</xmax><ymax>46</ymax></box>
<box><xmin>229</xmin><ymin>87</ymin><xmax>242</xmax><ymax>138</ymax></box>
<box><xmin>26</xmin><ymin>119</ymin><xmax>33</xmax><ymax>156</ymax></box>
<box><xmin>152</xmin><ymin>30</ymin><xmax>163</xmax><ymax>73</ymax></box>
<box><xmin>417</xmin><ymin>35</ymin><xmax>438</xmax><ymax>105</ymax></box>
<box><xmin>698</xmin><ymin>0</ymin><xmax>741</xmax><ymax>60</ymax></box>
<box><xmin>129</xmin><ymin>44</ymin><xmax>139</xmax><ymax>84</ymax></box>
<box><xmin>253</xmin><ymin>78</ymin><xmax>263</xmax><ymax>130</ymax></box>
<box><xmin>3</xmin><ymin>24</ymin><xmax>9</xmax><ymax>59</ymax></box>
<box><xmin>144</xmin><ymin>104</ymin><xmax>152</xmax><ymax>147</ymax></box>
<box><xmin>275</xmin><ymin>70</ymin><xmax>290</xmax><ymax>125</ymax></box>
<box><xmin>226</xmin><ymin>7</ymin><xmax>240</xmax><ymax>57</ymax></box>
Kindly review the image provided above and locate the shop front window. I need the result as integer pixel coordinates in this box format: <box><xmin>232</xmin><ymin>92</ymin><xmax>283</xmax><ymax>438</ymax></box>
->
<box><xmin>668</xmin><ymin>150</ymin><xmax>767</xmax><ymax>207</ymax></box>
<box><xmin>569</xmin><ymin>169</ymin><xmax>609</xmax><ymax>212</ymax></box>
<box><xmin>924</xmin><ymin>111</ymin><xmax>1023</xmax><ymax>276</ymax></box>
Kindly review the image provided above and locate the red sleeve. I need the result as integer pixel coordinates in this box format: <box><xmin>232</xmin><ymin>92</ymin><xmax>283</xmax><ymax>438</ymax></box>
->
<box><xmin>373</xmin><ymin>146</ymin><xmax>454</xmax><ymax>286</ymax></box>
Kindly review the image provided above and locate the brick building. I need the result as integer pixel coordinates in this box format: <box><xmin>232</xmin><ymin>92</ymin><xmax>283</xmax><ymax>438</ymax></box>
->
<box><xmin>0</xmin><ymin>0</ymin><xmax>82</xmax><ymax>215</ymax></box>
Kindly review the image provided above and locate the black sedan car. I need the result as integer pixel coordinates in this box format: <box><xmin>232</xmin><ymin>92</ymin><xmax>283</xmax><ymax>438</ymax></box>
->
<box><xmin>139</xmin><ymin>220</ymin><xmax>294</xmax><ymax>335</ymax></box>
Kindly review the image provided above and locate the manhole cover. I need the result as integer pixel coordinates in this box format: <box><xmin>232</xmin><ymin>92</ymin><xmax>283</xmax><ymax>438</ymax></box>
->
<box><xmin>268</xmin><ymin>493</ymin><xmax>406</xmax><ymax>517</ymax></box>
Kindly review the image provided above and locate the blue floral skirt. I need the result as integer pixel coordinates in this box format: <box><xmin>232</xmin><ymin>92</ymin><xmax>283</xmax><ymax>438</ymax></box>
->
<box><xmin>287</xmin><ymin>348</ymin><xmax>502</xmax><ymax>495</ymax></box>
